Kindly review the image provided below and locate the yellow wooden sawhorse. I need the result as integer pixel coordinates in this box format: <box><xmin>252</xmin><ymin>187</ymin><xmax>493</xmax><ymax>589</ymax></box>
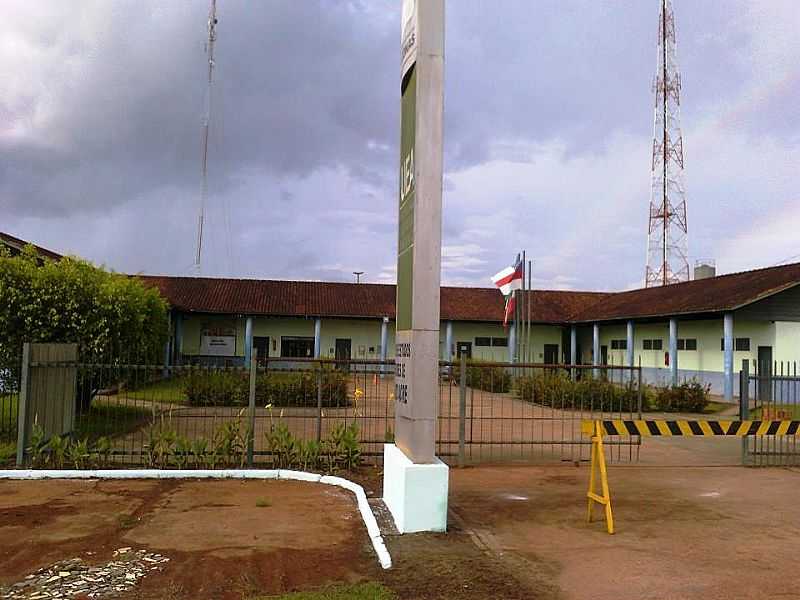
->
<box><xmin>581</xmin><ymin>418</ymin><xmax>800</xmax><ymax>535</ymax></box>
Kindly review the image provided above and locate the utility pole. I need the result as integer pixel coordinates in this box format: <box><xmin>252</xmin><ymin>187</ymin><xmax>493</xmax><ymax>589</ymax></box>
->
<box><xmin>645</xmin><ymin>0</ymin><xmax>688</xmax><ymax>287</ymax></box>
<box><xmin>195</xmin><ymin>0</ymin><xmax>218</xmax><ymax>274</ymax></box>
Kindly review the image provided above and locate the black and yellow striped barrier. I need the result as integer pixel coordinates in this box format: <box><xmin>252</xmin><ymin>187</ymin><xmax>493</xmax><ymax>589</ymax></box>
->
<box><xmin>581</xmin><ymin>419</ymin><xmax>800</xmax><ymax>438</ymax></box>
<box><xmin>581</xmin><ymin>419</ymin><xmax>800</xmax><ymax>535</ymax></box>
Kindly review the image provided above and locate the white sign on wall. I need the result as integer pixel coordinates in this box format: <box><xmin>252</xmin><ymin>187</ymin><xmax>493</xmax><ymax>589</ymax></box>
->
<box><xmin>200</xmin><ymin>324</ymin><xmax>236</xmax><ymax>356</ymax></box>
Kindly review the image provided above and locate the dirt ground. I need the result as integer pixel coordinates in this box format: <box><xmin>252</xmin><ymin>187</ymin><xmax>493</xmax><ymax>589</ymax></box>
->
<box><xmin>2</xmin><ymin>465</ymin><xmax>799</xmax><ymax>599</ymax></box>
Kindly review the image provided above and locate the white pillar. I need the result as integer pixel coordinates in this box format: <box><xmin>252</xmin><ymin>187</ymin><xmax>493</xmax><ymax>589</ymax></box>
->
<box><xmin>508</xmin><ymin>322</ymin><xmax>516</xmax><ymax>364</ymax></box>
<box><xmin>592</xmin><ymin>323</ymin><xmax>600</xmax><ymax>378</ymax></box>
<box><xmin>669</xmin><ymin>318</ymin><xmax>678</xmax><ymax>386</ymax></box>
<box><xmin>380</xmin><ymin>317</ymin><xmax>389</xmax><ymax>361</ymax></box>
<box><xmin>444</xmin><ymin>321</ymin><xmax>453</xmax><ymax>361</ymax></box>
<box><xmin>570</xmin><ymin>325</ymin><xmax>577</xmax><ymax>379</ymax></box>
<box><xmin>244</xmin><ymin>316</ymin><xmax>253</xmax><ymax>367</ymax></box>
<box><xmin>723</xmin><ymin>312</ymin><xmax>734</xmax><ymax>401</ymax></box>
<box><xmin>314</xmin><ymin>318</ymin><xmax>322</xmax><ymax>359</ymax></box>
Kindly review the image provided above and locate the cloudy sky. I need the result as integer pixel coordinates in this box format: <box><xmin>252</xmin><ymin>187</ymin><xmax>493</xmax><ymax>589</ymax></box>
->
<box><xmin>2</xmin><ymin>1</ymin><xmax>799</xmax><ymax>291</ymax></box>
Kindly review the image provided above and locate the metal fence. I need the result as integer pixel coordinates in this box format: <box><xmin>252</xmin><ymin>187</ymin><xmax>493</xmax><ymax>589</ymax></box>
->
<box><xmin>12</xmin><ymin>352</ymin><xmax>649</xmax><ymax>468</ymax></box>
<box><xmin>740</xmin><ymin>360</ymin><xmax>800</xmax><ymax>466</ymax></box>
<box><xmin>0</xmin><ymin>360</ymin><xmax>19</xmax><ymax>448</ymax></box>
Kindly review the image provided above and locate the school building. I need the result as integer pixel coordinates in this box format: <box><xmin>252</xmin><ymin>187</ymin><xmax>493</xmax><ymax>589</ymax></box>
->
<box><xmin>141</xmin><ymin>261</ymin><xmax>800</xmax><ymax>401</ymax></box>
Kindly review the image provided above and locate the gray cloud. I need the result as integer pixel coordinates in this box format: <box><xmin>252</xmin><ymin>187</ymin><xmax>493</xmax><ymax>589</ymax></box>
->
<box><xmin>2</xmin><ymin>0</ymin><xmax>799</xmax><ymax>290</ymax></box>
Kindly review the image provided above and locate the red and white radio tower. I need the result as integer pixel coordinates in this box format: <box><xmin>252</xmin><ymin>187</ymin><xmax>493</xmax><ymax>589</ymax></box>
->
<box><xmin>645</xmin><ymin>0</ymin><xmax>689</xmax><ymax>287</ymax></box>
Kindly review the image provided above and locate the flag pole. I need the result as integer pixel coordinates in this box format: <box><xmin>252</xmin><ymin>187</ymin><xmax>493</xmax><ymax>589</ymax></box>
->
<box><xmin>527</xmin><ymin>258</ymin><xmax>532</xmax><ymax>365</ymax></box>
<box><xmin>521</xmin><ymin>250</ymin><xmax>526</xmax><ymax>364</ymax></box>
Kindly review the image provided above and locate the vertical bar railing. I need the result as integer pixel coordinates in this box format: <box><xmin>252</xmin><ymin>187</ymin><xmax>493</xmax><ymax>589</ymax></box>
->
<box><xmin>458</xmin><ymin>352</ymin><xmax>467</xmax><ymax>467</ymax></box>
<box><xmin>740</xmin><ymin>359</ymin><xmax>749</xmax><ymax>466</ymax></box>
<box><xmin>15</xmin><ymin>343</ymin><xmax>31</xmax><ymax>466</ymax></box>
<box><xmin>247</xmin><ymin>349</ymin><xmax>257</xmax><ymax>467</ymax></box>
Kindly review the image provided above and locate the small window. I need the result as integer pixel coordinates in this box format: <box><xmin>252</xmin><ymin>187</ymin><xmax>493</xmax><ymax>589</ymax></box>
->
<box><xmin>491</xmin><ymin>337</ymin><xmax>508</xmax><ymax>347</ymax></box>
<box><xmin>610</xmin><ymin>339</ymin><xmax>626</xmax><ymax>350</ymax></box>
<box><xmin>652</xmin><ymin>339</ymin><xmax>663</xmax><ymax>350</ymax></box>
<box><xmin>643</xmin><ymin>339</ymin><xmax>652</xmax><ymax>350</ymax></box>
<box><xmin>611</xmin><ymin>340</ymin><xmax>618</xmax><ymax>350</ymax></box>
<box><xmin>475</xmin><ymin>337</ymin><xmax>491</xmax><ymax>347</ymax></box>
<box><xmin>677</xmin><ymin>339</ymin><xmax>685</xmax><ymax>351</ymax></box>
<box><xmin>684</xmin><ymin>339</ymin><xmax>697</xmax><ymax>351</ymax></box>
<box><xmin>720</xmin><ymin>338</ymin><xmax>725</xmax><ymax>352</ymax></box>
<box><xmin>735</xmin><ymin>337</ymin><xmax>750</xmax><ymax>352</ymax></box>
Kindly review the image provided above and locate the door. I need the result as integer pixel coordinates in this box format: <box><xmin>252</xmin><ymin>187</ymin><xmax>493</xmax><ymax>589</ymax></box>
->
<box><xmin>456</xmin><ymin>341</ymin><xmax>472</xmax><ymax>359</ymax></box>
<box><xmin>757</xmin><ymin>345</ymin><xmax>773</xmax><ymax>403</ymax></box>
<box><xmin>543</xmin><ymin>344</ymin><xmax>559</xmax><ymax>365</ymax></box>
<box><xmin>600</xmin><ymin>345</ymin><xmax>608</xmax><ymax>366</ymax></box>
<box><xmin>253</xmin><ymin>336</ymin><xmax>269</xmax><ymax>364</ymax></box>
<box><xmin>335</xmin><ymin>338</ymin><xmax>352</xmax><ymax>372</ymax></box>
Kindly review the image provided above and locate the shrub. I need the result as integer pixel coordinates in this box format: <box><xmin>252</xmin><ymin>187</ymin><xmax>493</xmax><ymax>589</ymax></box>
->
<box><xmin>652</xmin><ymin>380</ymin><xmax>710</xmax><ymax>413</ymax></box>
<box><xmin>183</xmin><ymin>369</ymin><xmax>248</xmax><ymax>406</ymax></box>
<box><xmin>514</xmin><ymin>373</ymin><xmax>649</xmax><ymax>413</ymax></box>
<box><xmin>452</xmin><ymin>361</ymin><xmax>512</xmax><ymax>393</ymax></box>
<box><xmin>182</xmin><ymin>368</ymin><xmax>350</xmax><ymax>408</ymax></box>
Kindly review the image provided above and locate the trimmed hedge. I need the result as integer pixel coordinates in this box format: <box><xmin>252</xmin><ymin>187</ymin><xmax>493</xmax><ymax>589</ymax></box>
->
<box><xmin>514</xmin><ymin>374</ymin><xmax>710</xmax><ymax>414</ymax></box>
<box><xmin>183</xmin><ymin>369</ymin><xmax>349</xmax><ymax>408</ymax></box>
<box><xmin>451</xmin><ymin>361</ymin><xmax>512</xmax><ymax>393</ymax></box>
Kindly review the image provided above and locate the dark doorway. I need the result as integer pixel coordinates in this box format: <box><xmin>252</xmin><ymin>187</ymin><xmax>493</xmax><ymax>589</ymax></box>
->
<box><xmin>253</xmin><ymin>336</ymin><xmax>269</xmax><ymax>364</ymax></box>
<box><xmin>757</xmin><ymin>345</ymin><xmax>773</xmax><ymax>402</ymax></box>
<box><xmin>544</xmin><ymin>344</ymin><xmax>559</xmax><ymax>365</ymax></box>
<box><xmin>456</xmin><ymin>341</ymin><xmax>472</xmax><ymax>359</ymax></box>
<box><xmin>600</xmin><ymin>345</ymin><xmax>608</xmax><ymax>366</ymax></box>
<box><xmin>335</xmin><ymin>338</ymin><xmax>352</xmax><ymax>371</ymax></box>
<box><xmin>281</xmin><ymin>336</ymin><xmax>314</xmax><ymax>358</ymax></box>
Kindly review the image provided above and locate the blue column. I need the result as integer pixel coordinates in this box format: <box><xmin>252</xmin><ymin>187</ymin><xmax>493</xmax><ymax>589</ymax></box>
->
<box><xmin>380</xmin><ymin>317</ymin><xmax>389</xmax><ymax>361</ymax></box>
<box><xmin>592</xmin><ymin>323</ymin><xmax>600</xmax><ymax>378</ymax></box>
<box><xmin>626</xmin><ymin>320</ymin><xmax>635</xmax><ymax>369</ymax></box>
<box><xmin>508</xmin><ymin>322</ymin><xmax>516</xmax><ymax>364</ymax></box>
<box><xmin>445</xmin><ymin>321</ymin><xmax>453</xmax><ymax>361</ymax></box>
<box><xmin>314</xmin><ymin>318</ymin><xmax>322</xmax><ymax>358</ymax></box>
<box><xmin>174</xmin><ymin>313</ymin><xmax>183</xmax><ymax>365</ymax></box>
<box><xmin>669</xmin><ymin>318</ymin><xmax>678</xmax><ymax>386</ymax></box>
<box><xmin>244</xmin><ymin>316</ymin><xmax>253</xmax><ymax>367</ymax></box>
<box><xmin>724</xmin><ymin>312</ymin><xmax>734</xmax><ymax>401</ymax></box>
<box><xmin>570</xmin><ymin>325</ymin><xmax>577</xmax><ymax>380</ymax></box>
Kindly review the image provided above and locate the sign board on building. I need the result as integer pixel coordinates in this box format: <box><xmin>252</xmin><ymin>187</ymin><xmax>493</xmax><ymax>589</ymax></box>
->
<box><xmin>200</xmin><ymin>324</ymin><xmax>236</xmax><ymax>356</ymax></box>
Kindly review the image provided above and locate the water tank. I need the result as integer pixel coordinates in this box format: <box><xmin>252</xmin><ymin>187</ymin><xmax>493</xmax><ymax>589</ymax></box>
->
<box><xmin>694</xmin><ymin>260</ymin><xmax>716</xmax><ymax>280</ymax></box>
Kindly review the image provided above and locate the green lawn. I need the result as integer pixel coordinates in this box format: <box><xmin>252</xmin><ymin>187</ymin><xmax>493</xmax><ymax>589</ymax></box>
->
<box><xmin>255</xmin><ymin>583</ymin><xmax>395</xmax><ymax>600</ymax></box>
<box><xmin>75</xmin><ymin>402</ymin><xmax>152</xmax><ymax>440</ymax></box>
<box><xmin>704</xmin><ymin>401</ymin><xmax>733</xmax><ymax>414</ymax></box>
<box><xmin>123</xmin><ymin>377</ymin><xmax>187</xmax><ymax>404</ymax></box>
<box><xmin>750</xmin><ymin>404</ymin><xmax>800</xmax><ymax>420</ymax></box>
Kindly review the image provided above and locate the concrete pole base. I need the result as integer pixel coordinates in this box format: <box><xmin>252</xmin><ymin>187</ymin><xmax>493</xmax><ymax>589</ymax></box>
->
<box><xmin>382</xmin><ymin>443</ymin><xmax>449</xmax><ymax>533</ymax></box>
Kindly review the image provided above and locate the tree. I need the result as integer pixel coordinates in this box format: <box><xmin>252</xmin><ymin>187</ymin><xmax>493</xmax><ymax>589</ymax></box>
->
<box><xmin>0</xmin><ymin>245</ymin><xmax>169</xmax><ymax>409</ymax></box>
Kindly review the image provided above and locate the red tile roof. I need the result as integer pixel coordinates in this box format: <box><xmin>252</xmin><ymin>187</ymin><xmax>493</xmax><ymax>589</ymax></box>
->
<box><xmin>141</xmin><ymin>261</ymin><xmax>800</xmax><ymax>324</ymax></box>
<box><xmin>138</xmin><ymin>276</ymin><xmax>607</xmax><ymax>324</ymax></box>
<box><xmin>0</xmin><ymin>231</ymin><xmax>63</xmax><ymax>261</ymax></box>
<box><xmin>570</xmin><ymin>262</ymin><xmax>800</xmax><ymax>322</ymax></box>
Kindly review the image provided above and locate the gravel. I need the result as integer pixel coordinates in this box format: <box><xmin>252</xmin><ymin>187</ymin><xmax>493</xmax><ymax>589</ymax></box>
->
<box><xmin>1</xmin><ymin>548</ymin><xmax>170</xmax><ymax>599</ymax></box>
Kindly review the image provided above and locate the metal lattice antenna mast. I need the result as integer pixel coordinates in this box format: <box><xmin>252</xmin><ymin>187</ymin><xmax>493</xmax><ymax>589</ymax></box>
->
<box><xmin>195</xmin><ymin>0</ymin><xmax>218</xmax><ymax>274</ymax></box>
<box><xmin>645</xmin><ymin>0</ymin><xmax>688</xmax><ymax>287</ymax></box>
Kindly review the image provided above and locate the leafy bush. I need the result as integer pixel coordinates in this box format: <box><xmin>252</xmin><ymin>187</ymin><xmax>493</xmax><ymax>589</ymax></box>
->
<box><xmin>652</xmin><ymin>380</ymin><xmax>710</xmax><ymax>413</ymax></box>
<box><xmin>514</xmin><ymin>373</ymin><xmax>711</xmax><ymax>414</ymax></box>
<box><xmin>515</xmin><ymin>373</ymin><xmax>647</xmax><ymax>413</ymax></box>
<box><xmin>182</xmin><ymin>369</ymin><xmax>350</xmax><ymax>407</ymax></box>
<box><xmin>452</xmin><ymin>361</ymin><xmax>512</xmax><ymax>393</ymax></box>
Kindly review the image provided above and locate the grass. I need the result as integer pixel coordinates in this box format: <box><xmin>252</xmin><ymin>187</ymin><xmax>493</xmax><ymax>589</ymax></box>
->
<box><xmin>75</xmin><ymin>402</ymin><xmax>152</xmax><ymax>440</ymax></box>
<box><xmin>254</xmin><ymin>583</ymin><xmax>395</xmax><ymax>600</ymax></box>
<box><xmin>123</xmin><ymin>377</ymin><xmax>187</xmax><ymax>404</ymax></box>
<box><xmin>255</xmin><ymin>498</ymin><xmax>272</xmax><ymax>508</ymax></box>
<box><xmin>0</xmin><ymin>393</ymin><xmax>18</xmax><ymax>433</ymax></box>
<box><xmin>0</xmin><ymin>441</ymin><xmax>15</xmax><ymax>465</ymax></box>
<box><xmin>704</xmin><ymin>401</ymin><xmax>733</xmax><ymax>414</ymax></box>
<box><xmin>750</xmin><ymin>404</ymin><xmax>800</xmax><ymax>419</ymax></box>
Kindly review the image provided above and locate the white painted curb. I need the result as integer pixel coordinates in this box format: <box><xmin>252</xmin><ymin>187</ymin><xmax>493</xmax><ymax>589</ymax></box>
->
<box><xmin>0</xmin><ymin>469</ymin><xmax>392</xmax><ymax>569</ymax></box>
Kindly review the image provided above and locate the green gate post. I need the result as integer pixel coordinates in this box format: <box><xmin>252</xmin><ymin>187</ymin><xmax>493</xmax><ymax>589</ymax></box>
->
<box><xmin>740</xmin><ymin>359</ymin><xmax>750</xmax><ymax>466</ymax></box>
<box><xmin>458</xmin><ymin>352</ymin><xmax>467</xmax><ymax>468</ymax></box>
<box><xmin>247</xmin><ymin>349</ymin><xmax>257</xmax><ymax>467</ymax></box>
<box><xmin>15</xmin><ymin>343</ymin><xmax>32</xmax><ymax>466</ymax></box>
